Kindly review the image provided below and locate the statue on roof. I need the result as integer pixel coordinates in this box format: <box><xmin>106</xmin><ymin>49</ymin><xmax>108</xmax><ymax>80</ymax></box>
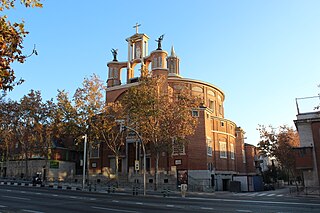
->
<box><xmin>111</xmin><ymin>48</ymin><xmax>118</xmax><ymax>61</ymax></box>
<box><xmin>155</xmin><ymin>34</ymin><xmax>165</xmax><ymax>50</ymax></box>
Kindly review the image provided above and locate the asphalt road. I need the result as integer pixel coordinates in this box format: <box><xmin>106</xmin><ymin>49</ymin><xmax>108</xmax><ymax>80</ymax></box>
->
<box><xmin>0</xmin><ymin>185</ymin><xmax>319</xmax><ymax>213</ymax></box>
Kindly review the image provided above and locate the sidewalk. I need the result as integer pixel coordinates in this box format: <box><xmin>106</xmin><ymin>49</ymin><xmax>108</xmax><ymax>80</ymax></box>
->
<box><xmin>1</xmin><ymin>178</ymin><xmax>319</xmax><ymax>199</ymax></box>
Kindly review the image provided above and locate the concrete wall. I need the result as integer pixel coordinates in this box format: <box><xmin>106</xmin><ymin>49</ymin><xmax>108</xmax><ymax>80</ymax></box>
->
<box><xmin>233</xmin><ymin>176</ymin><xmax>248</xmax><ymax>192</ymax></box>
<box><xmin>3</xmin><ymin>160</ymin><xmax>75</xmax><ymax>181</ymax></box>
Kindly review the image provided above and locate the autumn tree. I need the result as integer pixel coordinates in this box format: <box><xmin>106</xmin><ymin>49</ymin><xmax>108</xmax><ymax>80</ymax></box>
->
<box><xmin>73</xmin><ymin>74</ymin><xmax>107</xmax><ymax>181</ymax></box>
<box><xmin>0</xmin><ymin>98</ymin><xmax>17</xmax><ymax>174</ymax></box>
<box><xmin>10</xmin><ymin>90</ymin><xmax>49</xmax><ymax>178</ymax></box>
<box><xmin>121</xmin><ymin>76</ymin><xmax>200</xmax><ymax>189</ymax></box>
<box><xmin>0</xmin><ymin>0</ymin><xmax>42</xmax><ymax>91</ymax></box>
<box><xmin>257</xmin><ymin>125</ymin><xmax>300</xmax><ymax>185</ymax></box>
<box><xmin>50</xmin><ymin>90</ymin><xmax>80</xmax><ymax>145</ymax></box>
<box><xmin>91</xmin><ymin>102</ymin><xmax>125</xmax><ymax>179</ymax></box>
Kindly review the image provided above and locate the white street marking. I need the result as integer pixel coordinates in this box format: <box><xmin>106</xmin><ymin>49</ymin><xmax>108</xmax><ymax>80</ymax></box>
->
<box><xmin>135</xmin><ymin>202</ymin><xmax>143</xmax><ymax>205</ymax></box>
<box><xmin>92</xmin><ymin>206</ymin><xmax>138</xmax><ymax>213</ymax></box>
<box><xmin>2</xmin><ymin>195</ymin><xmax>30</xmax><ymax>201</ymax></box>
<box><xmin>236</xmin><ymin>210</ymin><xmax>252</xmax><ymax>213</ymax></box>
<box><xmin>188</xmin><ymin>197</ymin><xmax>320</xmax><ymax>206</ymax></box>
<box><xmin>0</xmin><ymin>205</ymin><xmax>7</xmax><ymax>208</ymax></box>
<box><xmin>112</xmin><ymin>200</ymin><xmax>119</xmax><ymax>203</ymax></box>
<box><xmin>22</xmin><ymin>209</ymin><xmax>45</xmax><ymax>213</ymax></box>
<box><xmin>166</xmin><ymin>205</ymin><xmax>175</xmax><ymax>207</ymax></box>
<box><xmin>257</xmin><ymin>193</ymin><xmax>266</xmax><ymax>196</ymax></box>
<box><xmin>201</xmin><ymin>207</ymin><xmax>214</xmax><ymax>210</ymax></box>
<box><xmin>267</xmin><ymin>194</ymin><xmax>275</xmax><ymax>197</ymax></box>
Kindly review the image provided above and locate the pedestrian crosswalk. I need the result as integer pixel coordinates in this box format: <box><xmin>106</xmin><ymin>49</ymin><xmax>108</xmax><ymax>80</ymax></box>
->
<box><xmin>234</xmin><ymin>192</ymin><xmax>284</xmax><ymax>197</ymax></box>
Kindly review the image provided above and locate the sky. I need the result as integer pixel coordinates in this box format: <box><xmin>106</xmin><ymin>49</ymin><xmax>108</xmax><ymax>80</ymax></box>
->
<box><xmin>3</xmin><ymin>0</ymin><xmax>320</xmax><ymax>145</ymax></box>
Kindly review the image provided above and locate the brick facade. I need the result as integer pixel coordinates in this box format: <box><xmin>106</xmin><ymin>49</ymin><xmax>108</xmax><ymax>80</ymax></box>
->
<box><xmin>88</xmin><ymin>29</ymin><xmax>259</xmax><ymax>191</ymax></box>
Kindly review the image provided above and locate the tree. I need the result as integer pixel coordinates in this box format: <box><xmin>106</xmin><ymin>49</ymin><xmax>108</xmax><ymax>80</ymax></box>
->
<box><xmin>91</xmin><ymin>102</ymin><xmax>125</xmax><ymax>179</ymax></box>
<box><xmin>121</xmin><ymin>76</ymin><xmax>200</xmax><ymax>189</ymax></box>
<box><xmin>0</xmin><ymin>0</ymin><xmax>42</xmax><ymax>91</ymax></box>
<box><xmin>10</xmin><ymin>90</ymin><xmax>48</xmax><ymax>178</ymax></box>
<box><xmin>73</xmin><ymin>74</ymin><xmax>106</xmax><ymax>182</ymax></box>
<box><xmin>0</xmin><ymin>98</ymin><xmax>17</xmax><ymax>176</ymax></box>
<box><xmin>257</xmin><ymin>125</ymin><xmax>300</xmax><ymax>185</ymax></box>
<box><xmin>51</xmin><ymin>90</ymin><xmax>80</xmax><ymax>143</ymax></box>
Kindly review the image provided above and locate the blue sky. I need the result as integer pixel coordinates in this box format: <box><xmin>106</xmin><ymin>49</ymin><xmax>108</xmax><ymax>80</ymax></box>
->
<box><xmin>4</xmin><ymin>0</ymin><xmax>320</xmax><ymax>145</ymax></box>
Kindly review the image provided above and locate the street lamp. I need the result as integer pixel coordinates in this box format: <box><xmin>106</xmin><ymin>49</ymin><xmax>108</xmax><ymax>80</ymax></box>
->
<box><xmin>82</xmin><ymin>134</ymin><xmax>87</xmax><ymax>190</ymax></box>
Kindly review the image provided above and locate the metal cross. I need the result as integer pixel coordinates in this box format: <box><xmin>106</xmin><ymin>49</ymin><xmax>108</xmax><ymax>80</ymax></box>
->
<box><xmin>133</xmin><ymin>23</ymin><xmax>141</xmax><ymax>34</ymax></box>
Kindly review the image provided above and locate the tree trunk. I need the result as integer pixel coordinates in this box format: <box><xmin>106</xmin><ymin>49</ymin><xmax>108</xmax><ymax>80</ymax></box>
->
<box><xmin>115</xmin><ymin>155</ymin><xmax>119</xmax><ymax>181</ymax></box>
<box><xmin>24</xmin><ymin>151</ymin><xmax>28</xmax><ymax>179</ymax></box>
<box><xmin>154</xmin><ymin>152</ymin><xmax>159</xmax><ymax>191</ymax></box>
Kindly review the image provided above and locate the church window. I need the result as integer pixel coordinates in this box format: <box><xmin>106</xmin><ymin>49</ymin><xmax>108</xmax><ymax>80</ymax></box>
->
<box><xmin>90</xmin><ymin>143</ymin><xmax>100</xmax><ymax>158</ymax></box>
<box><xmin>219</xmin><ymin>104</ymin><xmax>223</xmax><ymax>114</ymax></box>
<box><xmin>208</xmin><ymin>90</ymin><xmax>215</xmax><ymax>96</ymax></box>
<box><xmin>209</xmin><ymin>100</ymin><xmax>214</xmax><ymax>111</ymax></box>
<box><xmin>242</xmin><ymin>149</ymin><xmax>246</xmax><ymax>163</ymax></box>
<box><xmin>219</xmin><ymin>142</ymin><xmax>227</xmax><ymax>158</ymax></box>
<box><xmin>173</xmin><ymin>142</ymin><xmax>185</xmax><ymax>155</ymax></box>
<box><xmin>153</xmin><ymin>58</ymin><xmax>157</xmax><ymax>68</ymax></box>
<box><xmin>207</xmin><ymin>137</ymin><xmax>212</xmax><ymax>156</ymax></box>
<box><xmin>192</xmin><ymin>86</ymin><xmax>203</xmax><ymax>92</ymax></box>
<box><xmin>113</xmin><ymin>68</ymin><xmax>118</xmax><ymax>78</ymax></box>
<box><xmin>192</xmin><ymin>110</ymin><xmax>199</xmax><ymax>117</ymax></box>
<box><xmin>230</xmin><ymin>144</ymin><xmax>235</xmax><ymax>159</ymax></box>
<box><xmin>108</xmin><ymin>68</ymin><xmax>112</xmax><ymax>78</ymax></box>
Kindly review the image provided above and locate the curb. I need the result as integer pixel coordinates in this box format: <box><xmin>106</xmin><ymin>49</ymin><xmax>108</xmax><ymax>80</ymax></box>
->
<box><xmin>0</xmin><ymin>181</ymin><xmax>81</xmax><ymax>191</ymax></box>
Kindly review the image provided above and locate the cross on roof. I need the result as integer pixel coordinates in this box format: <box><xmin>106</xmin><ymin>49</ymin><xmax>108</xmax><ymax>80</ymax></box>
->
<box><xmin>133</xmin><ymin>23</ymin><xmax>141</xmax><ymax>34</ymax></box>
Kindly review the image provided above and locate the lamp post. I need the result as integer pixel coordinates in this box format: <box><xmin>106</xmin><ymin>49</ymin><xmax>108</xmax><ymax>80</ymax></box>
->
<box><xmin>117</xmin><ymin>121</ymin><xmax>146</xmax><ymax>196</ymax></box>
<box><xmin>82</xmin><ymin>134</ymin><xmax>87</xmax><ymax>190</ymax></box>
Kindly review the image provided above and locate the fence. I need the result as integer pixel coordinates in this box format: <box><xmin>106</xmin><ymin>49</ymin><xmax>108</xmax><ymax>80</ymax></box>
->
<box><xmin>290</xmin><ymin>186</ymin><xmax>320</xmax><ymax>196</ymax></box>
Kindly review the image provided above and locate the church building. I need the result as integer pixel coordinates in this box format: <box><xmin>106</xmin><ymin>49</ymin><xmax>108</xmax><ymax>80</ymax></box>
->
<box><xmin>88</xmin><ymin>25</ymin><xmax>259</xmax><ymax>191</ymax></box>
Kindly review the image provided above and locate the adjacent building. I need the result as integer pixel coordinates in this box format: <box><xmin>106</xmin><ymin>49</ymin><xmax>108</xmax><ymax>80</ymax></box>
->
<box><xmin>294</xmin><ymin>96</ymin><xmax>320</xmax><ymax>187</ymax></box>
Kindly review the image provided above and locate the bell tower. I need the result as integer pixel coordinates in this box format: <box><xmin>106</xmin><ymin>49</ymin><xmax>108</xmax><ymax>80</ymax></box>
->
<box><xmin>167</xmin><ymin>46</ymin><xmax>180</xmax><ymax>77</ymax></box>
<box><xmin>126</xmin><ymin>23</ymin><xmax>149</xmax><ymax>82</ymax></box>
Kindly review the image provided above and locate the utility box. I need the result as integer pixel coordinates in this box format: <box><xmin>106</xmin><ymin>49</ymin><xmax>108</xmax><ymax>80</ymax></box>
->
<box><xmin>229</xmin><ymin>181</ymin><xmax>241</xmax><ymax>193</ymax></box>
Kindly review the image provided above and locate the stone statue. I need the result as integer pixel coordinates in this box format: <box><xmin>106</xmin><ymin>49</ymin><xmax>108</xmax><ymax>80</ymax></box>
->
<box><xmin>111</xmin><ymin>48</ymin><xmax>118</xmax><ymax>61</ymax></box>
<box><xmin>156</xmin><ymin>34</ymin><xmax>164</xmax><ymax>50</ymax></box>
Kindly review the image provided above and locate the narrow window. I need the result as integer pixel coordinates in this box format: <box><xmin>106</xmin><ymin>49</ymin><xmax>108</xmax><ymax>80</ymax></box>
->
<box><xmin>192</xmin><ymin>110</ymin><xmax>199</xmax><ymax>117</ymax></box>
<box><xmin>230</xmin><ymin>144</ymin><xmax>235</xmax><ymax>160</ymax></box>
<box><xmin>219</xmin><ymin>142</ymin><xmax>227</xmax><ymax>158</ymax></box>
